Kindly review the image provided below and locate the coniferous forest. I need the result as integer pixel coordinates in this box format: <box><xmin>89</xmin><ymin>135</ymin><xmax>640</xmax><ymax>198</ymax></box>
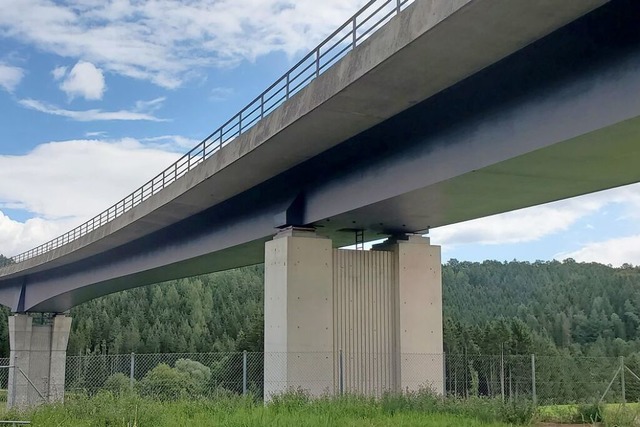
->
<box><xmin>0</xmin><ymin>258</ymin><xmax>639</xmax><ymax>360</ymax></box>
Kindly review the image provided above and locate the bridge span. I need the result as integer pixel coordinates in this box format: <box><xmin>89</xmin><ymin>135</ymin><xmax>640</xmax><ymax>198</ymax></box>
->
<box><xmin>2</xmin><ymin>0</ymin><xmax>639</xmax><ymax>406</ymax></box>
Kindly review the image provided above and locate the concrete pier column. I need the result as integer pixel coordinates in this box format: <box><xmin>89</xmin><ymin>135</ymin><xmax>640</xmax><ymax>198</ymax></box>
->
<box><xmin>385</xmin><ymin>234</ymin><xmax>443</xmax><ymax>393</ymax></box>
<box><xmin>263</xmin><ymin>230</ymin><xmax>443</xmax><ymax>398</ymax></box>
<box><xmin>264</xmin><ymin>227</ymin><xmax>334</xmax><ymax>398</ymax></box>
<box><xmin>7</xmin><ymin>314</ymin><xmax>72</xmax><ymax>408</ymax></box>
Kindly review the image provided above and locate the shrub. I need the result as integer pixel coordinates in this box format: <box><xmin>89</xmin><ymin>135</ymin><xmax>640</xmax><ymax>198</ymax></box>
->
<box><xmin>175</xmin><ymin>358</ymin><xmax>211</xmax><ymax>395</ymax></box>
<box><xmin>137</xmin><ymin>363</ymin><xmax>193</xmax><ymax>400</ymax></box>
<box><xmin>104</xmin><ymin>372</ymin><xmax>132</xmax><ymax>396</ymax></box>
<box><xmin>498</xmin><ymin>399</ymin><xmax>535</xmax><ymax>424</ymax></box>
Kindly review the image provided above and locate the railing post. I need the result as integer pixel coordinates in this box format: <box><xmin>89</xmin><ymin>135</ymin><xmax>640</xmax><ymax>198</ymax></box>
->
<box><xmin>621</xmin><ymin>355</ymin><xmax>626</xmax><ymax>404</ymax></box>
<box><xmin>352</xmin><ymin>19</ymin><xmax>357</xmax><ymax>48</ymax></box>
<box><xmin>242</xmin><ymin>350</ymin><xmax>248</xmax><ymax>396</ymax></box>
<box><xmin>130</xmin><ymin>353</ymin><xmax>135</xmax><ymax>391</ymax></box>
<box><xmin>286</xmin><ymin>74</ymin><xmax>290</xmax><ymax>99</ymax></box>
<box><xmin>396</xmin><ymin>0</ymin><xmax>401</xmax><ymax>14</ymax></box>
<box><xmin>339</xmin><ymin>349</ymin><xmax>344</xmax><ymax>396</ymax></box>
<box><xmin>260</xmin><ymin>94</ymin><xmax>265</xmax><ymax>119</ymax></box>
<box><xmin>531</xmin><ymin>354</ymin><xmax>536</xmax><ymax>406</ymax></box>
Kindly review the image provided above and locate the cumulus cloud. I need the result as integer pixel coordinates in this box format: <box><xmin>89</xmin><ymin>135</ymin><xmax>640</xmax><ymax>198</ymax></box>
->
<box><xmin>430</xmin><ymin>184</ymin><xmax>640</xmax><ymax>248</ymax></box>
<box><xmin>0</xmin><ymin>211</ymin><xmax>80</xmax><ymax>259</ymax></box>
<box><xmin>0</xmin><ymin>63</ymin><xmax>24</xmax><ymax>92</ymax></box>
<box><xmin>56</xmin><ymin>61</ymin><xmax>106</xmax><ymax>100</ymax></box>
<box><xmin>0</xmin><ymin>138</ymin><xmax>181</xmax><ymax>255</ymax></box>
<box><xmin>557</xmin><ymin>235</ymin><xmax>640</xmax><ymax>267</ymax></box>
<box><xmin>18</xmin><ymin>98</ymin><xmax>167</xmax><ymax>121</ymax></box>
<box><xmin>0</xmin><ymin>0</ymin><xmax>370</xmax><ymax>88</ymax></box>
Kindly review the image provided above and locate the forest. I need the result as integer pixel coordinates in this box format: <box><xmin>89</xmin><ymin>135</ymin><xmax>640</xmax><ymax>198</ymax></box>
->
<box><xmin>0</xmin><ymin>257</ymin><xmax>639</xmax><ymax>360</ymax></box>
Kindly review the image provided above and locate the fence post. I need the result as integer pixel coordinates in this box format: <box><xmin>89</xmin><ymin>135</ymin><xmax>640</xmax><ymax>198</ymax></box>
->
<box><xmin>339</xmin><ymin>349</ymin><xmax>344</xmax><ymax>397</ymax></box>
<box><xmin>129</xmin><ymin>352</ymin><xmax>135</xmax><ymax>391</ymax></box>
<box><xmin>621</xmin><ymin>355</ymin><xmax>626</xmax><ymax>404</ymax></box>
<box><xmin>500</xmin><ymin>345</ymin><xmax>505</xmax><ymax>402</ymax></box>
<box><xmin>531</xmin><ymin>354</ymin><xmax>537</xmax><ymax>406</ymax></box>
<box><xmin>242</xmin><ymin>350</ymin><xmax>248</xmax><ymax>396</ymax></box>
<box><xmin>442</xmin><ymin>352</ymin><xmax>446</xmax><ymax>396</ymax></box>
<box><xmin>11</xmin><ymin>354</ymin><xmax>17</xmax><ymax>407</ymax></box>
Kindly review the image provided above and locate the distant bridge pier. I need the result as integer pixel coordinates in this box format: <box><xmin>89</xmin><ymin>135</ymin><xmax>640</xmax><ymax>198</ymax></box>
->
<box><xmin>263</xmin><ymin>227</ymin><xmax>443</xmax><ymax>399</ymax></box>
<box><xmin>7</xmin><ymin>314</ymin><xmax>72</xmax><ymax>408</ymax></box>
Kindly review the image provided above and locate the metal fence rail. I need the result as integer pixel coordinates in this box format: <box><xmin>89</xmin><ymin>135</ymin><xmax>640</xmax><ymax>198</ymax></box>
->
<box><xmin>56</xmin><ymin>352</ymin><xmax>636</xmax><ymax>405</ymax></box>
<box><xmin>0</xmin><ymin>0</ymin><xmax>415</xmax><ymax>270</ymax></box>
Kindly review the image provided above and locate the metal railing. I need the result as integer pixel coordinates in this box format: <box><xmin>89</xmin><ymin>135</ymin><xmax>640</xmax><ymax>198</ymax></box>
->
<box><xmin>0</xmin><ymin>0</ymin><xmax>413</xmax><ymax>270</ymax></box>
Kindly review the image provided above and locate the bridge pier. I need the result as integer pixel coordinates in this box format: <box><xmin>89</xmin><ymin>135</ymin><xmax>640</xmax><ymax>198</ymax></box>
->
<box><xmin>7</xmin><ymin>314</ymin><xmax>72</xmax><ymax>408</ymax></box>
<box><xmin>263</xmin><ymin>228</ymin><xmax>443</xmax><ymax>399</ymax></box>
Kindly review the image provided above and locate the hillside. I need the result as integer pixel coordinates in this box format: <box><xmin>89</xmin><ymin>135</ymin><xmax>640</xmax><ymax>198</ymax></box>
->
<box><xmin>0</xmin><ymin>258</ymin><xmax>639</xmax><ymax>358</ymax></box>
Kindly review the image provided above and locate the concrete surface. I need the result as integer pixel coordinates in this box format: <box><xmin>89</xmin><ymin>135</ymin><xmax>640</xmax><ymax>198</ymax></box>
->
<box><xmin>265</xmin><ymin>231</ymin><xmax>443</xmax><ymax>396</ymax></box>
<box><xmin>7</xmin><ymin>315</ymin><xmax>72</xmax><ymax>408</ymax></box>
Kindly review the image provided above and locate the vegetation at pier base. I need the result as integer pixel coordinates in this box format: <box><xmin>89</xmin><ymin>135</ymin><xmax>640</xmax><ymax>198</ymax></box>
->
<box><xmin>0</xmin><ymin>392</ymin><xmax>532</xmax><ymax>427</ymax></box>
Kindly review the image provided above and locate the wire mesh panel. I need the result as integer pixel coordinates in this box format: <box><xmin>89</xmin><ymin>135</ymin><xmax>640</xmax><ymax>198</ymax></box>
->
<box><xmin>535</xmin><ymin>356</ymin><xmax>621</xmax><ymax>405</ymax></box>
<box><xmin>57</xmin><ymin>352</ymin><xmax>631</xmax><ymax>405</ymax></box>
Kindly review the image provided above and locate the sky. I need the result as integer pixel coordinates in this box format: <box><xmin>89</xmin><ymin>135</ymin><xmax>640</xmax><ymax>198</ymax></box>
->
<box><xmin>0</xmin><ymin>0</ymin><xmax>639</xmax><ymax>267</ymax></box>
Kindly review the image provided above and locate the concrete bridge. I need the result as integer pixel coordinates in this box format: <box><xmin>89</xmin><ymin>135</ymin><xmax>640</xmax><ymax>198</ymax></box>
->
<box><xmin>1</xmin><ymin>0</ymin><xmax>638</xmax><ymax>405</ymax></box>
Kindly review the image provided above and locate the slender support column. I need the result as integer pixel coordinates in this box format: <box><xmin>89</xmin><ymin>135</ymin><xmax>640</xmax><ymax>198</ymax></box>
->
<box><xmin>7</xmin><ymin>314</ymin><xmax>72</xmax><ymax>408</ymax></box>
<box><xmin>264</xmin><ymin>227</ymin><xmax>333</xmax><ymax>399</ymax></box>
<box><xmin>375</xmin><ymin>234</ymin><xmax>443</xmax><ymax>393</ymax></box>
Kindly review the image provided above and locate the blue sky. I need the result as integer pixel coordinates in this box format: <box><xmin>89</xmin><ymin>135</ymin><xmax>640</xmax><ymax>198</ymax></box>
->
<box><xmin>1</xmin><ymin>0</ymin><xmax>639</xmax><ymax>266</ymax></box>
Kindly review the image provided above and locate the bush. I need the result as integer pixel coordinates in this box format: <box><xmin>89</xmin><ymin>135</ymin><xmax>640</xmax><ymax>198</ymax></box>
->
<box><xmin>137</xmin><ymin>363</ymin><xmax>193</xmax><ymax>400</ymax></box>
<box><xmin>498</xmin><ymin>399</ymin><xmax>535</xmax><ymax>424</ymax></box>
<box><xmin>175</xmin><ymin>358</ymin><xmax>211</xmax><ymax>395</ymax></box>
<box><xmin>104</xmin><ymin>372</ymin><xmax>132</xmax><ymax>396</ymax></box>
<box><xmin>137</xmin><ymin>359</ymin><xmax>213</xmax><ymax>400</ymax></box>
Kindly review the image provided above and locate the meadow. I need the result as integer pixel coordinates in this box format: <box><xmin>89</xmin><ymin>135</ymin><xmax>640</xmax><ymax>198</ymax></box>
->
<box><xmin>2</xmin><ymin>390</ymin><xmax>640</xmax><ymax>426</ymax></box>
<box><xmin>0</xmin><ymin>391</ymin><xmax>531</xmax><ymax>427</ymax></box>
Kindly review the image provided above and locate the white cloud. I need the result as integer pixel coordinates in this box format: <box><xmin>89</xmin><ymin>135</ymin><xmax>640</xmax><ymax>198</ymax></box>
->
<box><xmin>0</xmin><ymin>0</ymin><xmax>370</xmax><ymax>88</ymax></box>
<box><xmin>431</xmin><ymin>184</ymin><xmax>640</xmax><ymax>246</ymax></box>
<box><xmin>18</xmin><ymin>98</ymin><xmax>167</xmax><ymax>121</ymax></box>
<box><xmin>0</xmin><ymin>138</ymin><xmax>181</xmax><ymax>255</ymax></box>
<box><xmin>58</xmin><ymin>61</ymin><xmax>106</xmax><ymax>100</ymax></box>
<box><xmin>85</xmin><ymin>131</ymin><xmax>107</xmax><ymax>137</ymax></box>
<box><xmin>0</xmin><ymin>63</ymin><xmax>24</xmax><ymax>92</ymax></box>
<box><xmin>210</xmin><ymin>87</ymin><xmax>234</xmax><ymax>101</ymax></box>
<box><xmin>140</xmin><ymin>135</ymin><xmax>201</xmax><ymax>151</ymax></box>
<box><xmin>51</xmin><ymin>65</ymin><xmax>67</xmax><ymax>80</ymax></box>
<box><xmin>0</xmin><ymin>211</ymin><xmax>79</xmax><ymax>259</ymax></box>
<box><xmin>557</xmin><ymin>235</ymin><xmax>640</xmax><ymax>267</ymax></box>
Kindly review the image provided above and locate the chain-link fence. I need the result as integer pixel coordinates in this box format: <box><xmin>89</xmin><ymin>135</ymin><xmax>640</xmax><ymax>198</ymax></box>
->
<box><xmin>445</xmin><ymin>354</ymin><xmax>633</xmax><ymax>405</ymax></box>
<box><xmin>54</xmin><ymin>352</ymin><xmax>638</xmax><ymax>405</ymax></box>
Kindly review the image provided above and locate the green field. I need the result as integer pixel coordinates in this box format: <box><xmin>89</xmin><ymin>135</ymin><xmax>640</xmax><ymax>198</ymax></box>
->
<box><xmin>4</xmin><ymin>391</ymin><xmax>640</xmax><ymax>426</ymax></box>
<box><xmin>538</xmin><ymin>402</ymin><xmax>640</xmax><ymax>425</ymax></box>
<box><xmin>0</xmin><ymin>392</ymin><xmax>530</xmax><ymax>427</ymax></box>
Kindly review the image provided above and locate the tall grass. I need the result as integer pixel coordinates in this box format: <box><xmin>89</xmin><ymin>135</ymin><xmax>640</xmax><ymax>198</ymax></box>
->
<box><xmin>0</xmin><ymin>391</ymin><xmax>530</xmax><ymax>427</ymax></box>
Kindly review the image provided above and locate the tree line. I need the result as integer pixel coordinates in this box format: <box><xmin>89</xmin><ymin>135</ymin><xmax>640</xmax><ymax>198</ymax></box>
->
<box><xmin>0</xmin><ymin>257</ymin><xmax>639</xmax><ymax>360</ymax></box>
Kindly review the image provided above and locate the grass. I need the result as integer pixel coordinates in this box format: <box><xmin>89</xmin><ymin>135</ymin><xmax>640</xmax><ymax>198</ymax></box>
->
<box><xmin>538</xmin><ymin>402</ymin><xmax>640</xmax><ymax>425</ymax></box>
<box><xmin>0</xmin><ymin>392</ymin><xmax>528</xmax><ymax>427</ymax></box>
